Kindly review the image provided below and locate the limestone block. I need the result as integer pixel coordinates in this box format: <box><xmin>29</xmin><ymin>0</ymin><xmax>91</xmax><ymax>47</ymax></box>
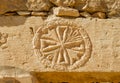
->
<box><xmin>53</xmin><ymin>7</ymin><xmax>80</xmax><ymax>17</ymax></box>
<box><xmin>27</xmin><ymin>0</ymin><xmax>53</xmax><ymax>11</ymax></box>
<box><xmin>0</xmin><ymin>0</ymin><xmax>27</xmax><ymax>14</ymax></box>
<box><xmin>0</xmin><ymin>16</ymin><xmax>120</xmax><ymax>72</ymax></box>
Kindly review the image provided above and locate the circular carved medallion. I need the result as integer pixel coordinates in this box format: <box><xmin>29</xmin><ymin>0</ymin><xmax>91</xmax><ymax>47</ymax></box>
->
<box><xmin>33</xmin><ymin>19</ymin><xmax>92</xmax><ymax>71</ymax></box>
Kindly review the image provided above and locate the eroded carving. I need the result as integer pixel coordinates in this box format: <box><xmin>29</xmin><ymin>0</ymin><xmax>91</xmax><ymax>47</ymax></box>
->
<box><xmin>0</xmin><ymin>32</ymin><xmax>8</xmax><ymax>48</ymax></box>
<box><xmin>33</xmin><ymin>19</ymin><xmax>92</xmax><ymax>71</ymax></box>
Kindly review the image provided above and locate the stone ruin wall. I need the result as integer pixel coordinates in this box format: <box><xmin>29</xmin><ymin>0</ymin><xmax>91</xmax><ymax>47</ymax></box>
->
<box><xmin>0</xmin><ymin>0</ymin><xmax>120</xmax><ymax>83</ymax></box>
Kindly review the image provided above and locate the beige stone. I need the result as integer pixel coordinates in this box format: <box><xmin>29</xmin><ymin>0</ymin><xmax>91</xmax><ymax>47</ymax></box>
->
<box><xmin>27</xmin><ymin>0</ymin><xmax>53</xmax><ymax>11</ymax></box>
<box><xmin>0</xmin><ymin>0</ymin><xmax>27</xmax><ymax>14</ymax></box>
<box><xmin>80</xmin><ymin>12</ymin><xmax>91</xmax><ymax>18</ymax></box>
<box><xmin>53</xmin><ymin>7</ymin><xmax>80</xmax><ymax>17</ymax></box>
<box><xmin>0</xmin><ymin>16</ymin><xmax>120</xmax><ymax>72</ymax></box>
<box><xmin>50</xmin><ymin>0</ymin><xmax>75</xmax><ymax>7</ymax></box>
<box><xmin>17</xmin><ymin>11</ymin><xmax>31</xmax><ymax>16</ymax></box>
<box><xmin>31</xmin><ymin>12</ymin><xmax>48</xmax><ymax>16</ymax></box>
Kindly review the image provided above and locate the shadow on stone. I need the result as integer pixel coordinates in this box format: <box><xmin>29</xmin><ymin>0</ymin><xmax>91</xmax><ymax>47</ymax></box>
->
<box><xmin>0</xmin><ymin>77</ymin><xmax>20</xmax><ymax>83</ymax></box>
<box><xmin>0</xmin><ymin>66</ymin><xmax>39</xmax><ymax>83</ymax></box>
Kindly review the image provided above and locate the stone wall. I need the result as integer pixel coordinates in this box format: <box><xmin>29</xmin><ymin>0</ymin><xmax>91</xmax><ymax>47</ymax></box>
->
<box><xmin>0</xmin><ymin>0</ymin><xmax>120</xmax><ymax>83</ymax></box>
<box><xmin>0</xmin><ymin>0</ymin><xmax>120</xmax><ymax>18</ymax></box>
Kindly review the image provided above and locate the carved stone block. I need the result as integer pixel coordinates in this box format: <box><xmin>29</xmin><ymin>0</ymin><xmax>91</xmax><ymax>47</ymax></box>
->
<box><xmin>0</xmin><ymin>16</ymin><xmax>120</xmax><ymax>72</ymax></box>
<box><xmin>33</xmin><ymin>17</ymin><xmax>92</xmax><ymax>71</ymax></box>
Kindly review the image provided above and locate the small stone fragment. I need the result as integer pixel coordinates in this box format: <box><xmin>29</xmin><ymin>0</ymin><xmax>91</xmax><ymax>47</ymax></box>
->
<box><xmin>53</xmin><ymin>7</ymin><xmax>79</xmax><ymax>17</ymax></box>
<box><xmin>92</xmin><ymin>12</ymin><xmax>106</xmax><ymax>19</ymax></box>
<box><xmin>31</xmin><ymin>12</ymin><xmax>48</xmax><ymax>16</ymax></box>
<box><xmin>80</xmin><ymin>12</ymin><xmax>91</xmax><ymax>18</ymax></box>
<box><xmin>17</xmin><ymin>11</ymin><xmax>31</xmax><ymax>16</ymax></box>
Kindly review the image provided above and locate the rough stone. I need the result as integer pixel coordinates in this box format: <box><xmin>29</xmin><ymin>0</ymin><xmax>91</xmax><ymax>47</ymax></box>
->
<box><xmin>80</xmin><ymin>12</ymin><xmax>91</xmax><ymax>18</ymax></box>
<box><xmin>50</xmin><ymin>0</ymin><xmax>75</xmax><ymax>7</ymax></box>
<box><xmin>82</xmin><ymin>0</ymin><xmax>107</xmax><ymax>13</ymax></box>
<box><xmin>17</xmin><ymin>11</ymin><xmax>31</xmax><ymax>16</ymax></box>
<box><xmin>53</xmin><ymin>7</ymin><xmax>80</xmax><ymax>17</ymax></box>
<box><xmin>31</xmin><ymin>12</ymin><xmax>48</xmax><ymax>16</ymax></box>
<box><xmin>107</xmin><ymin>10</ymin><xmax>120</xmax><ymax>18</ymax></box>
<box><xmin>74</xmin><ymin>0</ymin><xmax>87</xmax><ymax>11</ymax></box>
<box><xmin>27</xmin><ymin>0</ymin><xmax>53</xmax><ymax>11</ymax></box>
<box><xmin>0</xmin><ymin>0</ymin><xmax>27</xmax><ymax>14</ymax></box>
<box><xmin>92</xmin><ymin>12</ymin><xmax>106</xmax><ymax>19</ymax></box>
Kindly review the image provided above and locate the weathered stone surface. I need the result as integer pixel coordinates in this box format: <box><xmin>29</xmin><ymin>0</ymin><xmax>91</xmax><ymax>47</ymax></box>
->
<box><xmin>53</xmin><ymin>7</ymin><xmax>80</xmax><ymax>17</ymax></box>
<box><xmin>31</xmin><ymin>12</ymin><xmax>48</xmax><ymax>16</ymax></box>
<box><xmin>105</xmin><ymin>0</ymin><xmax>120</xmax><ymax>11</ymax></box>
<box><xmin>82</xmin><ymin>0</ymin><xmax>107</xmax><ymax>13</ymax></box>
<box><xmin>27</xmin><ymin>0</ymin><xmax>53</xmax><ymax>11</ymax></box>
<box><xmin>0</xmin><ymin>0</ymin><xmax>27</xmax><ymax>14</ymax></box>
<box><xmin>50</xmin><ymin>0</ymin><xmax>75</xmax><ymax>7</ymax></box>
<box><xmin>0</xmin><ymin>16</ymin><xmax>120</xmax><ymax>72</ymax></box>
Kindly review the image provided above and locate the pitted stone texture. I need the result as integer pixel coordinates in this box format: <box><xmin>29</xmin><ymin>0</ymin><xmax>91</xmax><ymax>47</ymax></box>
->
<box><xmin>27</xmin><ymin>0</ymin><xmax>53</xmax><ymax>11</ymax></box>
<box><xmin>50</xmin><ymin>0</ymin><xmax>75</xmax><ymax>7</ymax></box>
<box><xmin>53</xmin><ymin>7</ymin><xmax>80</xmax><ymax>17</ymax></box>
<box><xmin>0</xmin><ymin>0</ymin><xmax>27</xmax><ymax>14</ymax></box>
